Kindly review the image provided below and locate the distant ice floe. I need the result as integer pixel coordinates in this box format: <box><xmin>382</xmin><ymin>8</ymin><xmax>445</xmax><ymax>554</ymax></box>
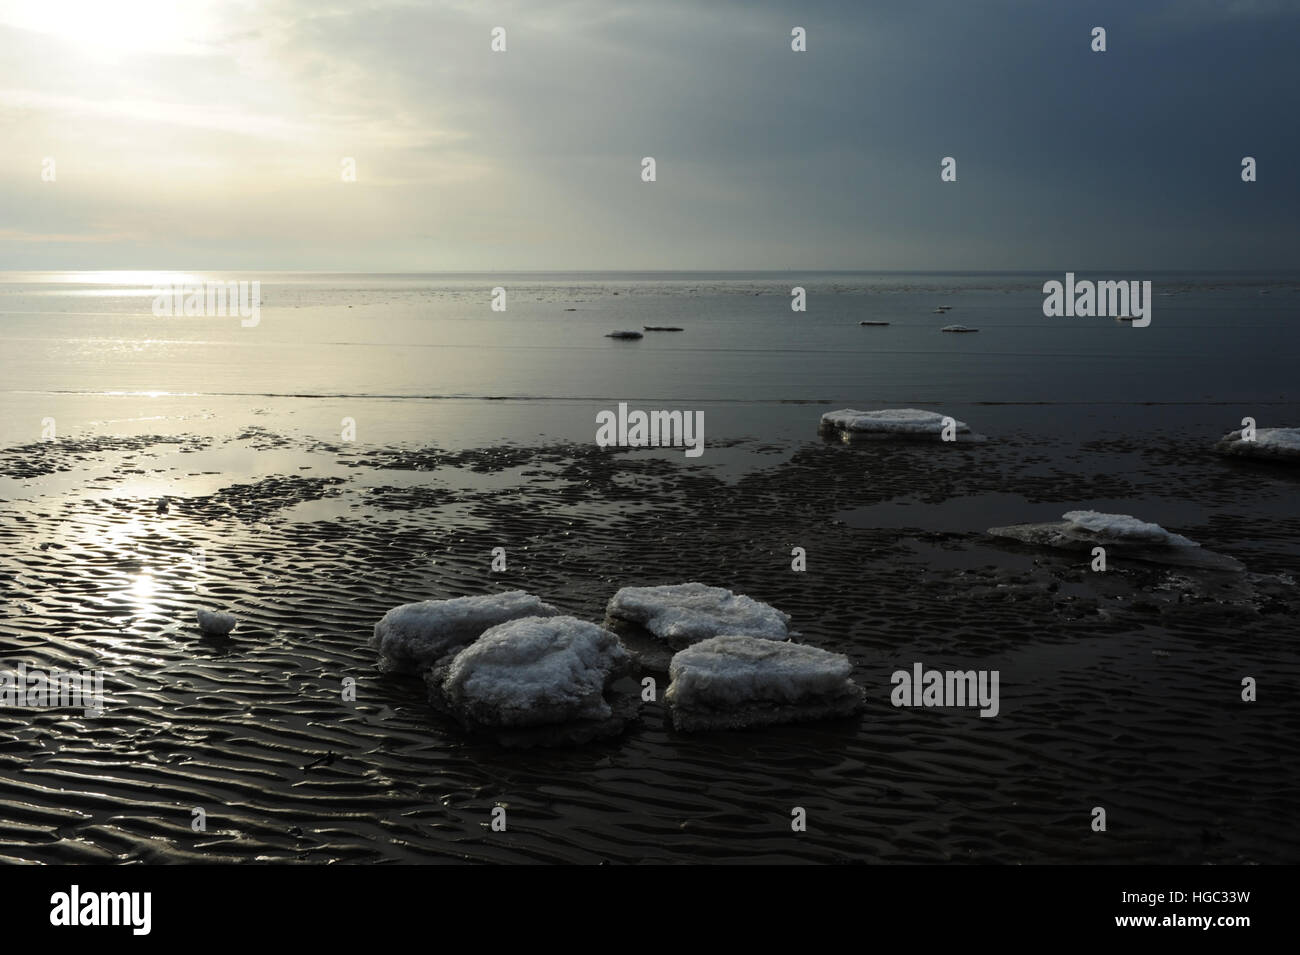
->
<box><xmin>426</xmin><ymin>615</ymin><xmax>637</xmax><ymax>746</ymax></box>
<box><xmin>371</xmin><ymin>591</ymin><xmax>560</xmax><ymax>674</ymax></box>
<box><xmin>818</xmin><ymin>408</ymin><xmax>984</xmax><ymax>443</ymax></box>
<box><xmin>605</xmin><ymin>582</ymin><xmax>791</xmax><ymax>658</ymax></box>
<box><xmin>196</xmin><ymin>608</ymin><xmax>236</xmax><ymax>635</ymax></box>
<box><xmin>988</xmin><ymin>510</ymin><xmax>1244</xmax><ymax>572</ymax></box>
<box><xmin>1214</xmin><ymin>427</ymin><xmax>1300</xmax><ymax>464</ymax></box>
<box><xmin>665</xmin><ymin>635</ymin><xmax>864</xmax><ymax>732</ymax></box>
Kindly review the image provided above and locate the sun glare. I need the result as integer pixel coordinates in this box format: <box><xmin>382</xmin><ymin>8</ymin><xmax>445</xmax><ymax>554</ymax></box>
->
<box><xmin>47</xmin><ymin>271</ymin><xmax>207</xmax><ymax>287</ymax></box>
<box><xmin>1</xmin><ymin>0</ymin><xmax>214</xmax><ymax>57</ymax></box>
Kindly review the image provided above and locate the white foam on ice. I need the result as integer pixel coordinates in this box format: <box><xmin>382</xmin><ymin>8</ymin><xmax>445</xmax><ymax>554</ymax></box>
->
<box><xmin>196</xmin><ymin>608</ymin><xmax>236</xmax><ymax>635</ymax></box>
<box><xmin>371</xmin><ymin>591</ymin><xmax>560</xmax><ymax>674</ymax></box>
<box><xmin>605</xmin><ymin>582</ymin><xmax>791</xmax><ymax>648</ymax></box>
<box><xmin>1061</xmin><ymin>510</ymin><xmax>1199</xmax><ymax>548</ymax></box>
<box><xmin>819</xmin><ymin>408</ymin><xmax>969</xmax><ymax>435</ymax></box>
<box><xmin>435</xmin><ymin>615</ymin><xmax>630</xmax><ymax>727</ymax></box>
<box><xmin>665</xmin><ymin>635</ymin><xmax>864</xmax><ymax>731</ymax></box>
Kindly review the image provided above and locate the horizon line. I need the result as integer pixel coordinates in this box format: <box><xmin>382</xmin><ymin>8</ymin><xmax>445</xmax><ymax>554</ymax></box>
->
<box><xmin>4</xmin><ymin>268</ymin><xmax>1300</xmax><ymax>276</ymax></box>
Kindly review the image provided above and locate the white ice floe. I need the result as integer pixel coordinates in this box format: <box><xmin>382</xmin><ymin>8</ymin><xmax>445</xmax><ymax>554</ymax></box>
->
<box><xmin>605</xmin><ymin>582</ymin><xmax>791</xmax><ymax>650</ymax></box>
<box><xmin>428</xmin><ymin>615</ymin><xmax>632</xmax><ymax>730</ymax></box>
<box><xmin>196</xmin><ymin>608</ymin><xmax>236</xmax><ymax>635</ymax></box>
<box><xmin>665</xmin><ymin>635</ymin><xmax>864</xmax><ymax>731</ymax></box>
<box><xmin>1061</xmin><ymin>510</ymin><xmax>1199</xmax><ymax>547</ymax></box>
<box><xmin>818</xmin><ymin>408</ymin><xmax>982</xmax><ymax>443</ymax></box>
<box><xmin>988</xmin><ymin>511</ymin><xmax>1244</xmax><ymax>572</ymax></box>
<box><xmin>820</xmin><ymin>408</ymin><xmax>968</xmax><ymax>435</ymax></box>
<box><xmin>371</xmin><ymin>591</ymin><xmax>560</xmax><ymax>674</ymax></box>
<box><xmin>1214</xmin><ymin>427</ymin><xmax>1300</xmax><ymax>463</ymax></box>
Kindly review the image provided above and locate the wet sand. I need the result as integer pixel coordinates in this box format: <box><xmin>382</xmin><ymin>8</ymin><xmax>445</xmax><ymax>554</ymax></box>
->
<box><xmin>1</xmin><ymin>424</ymin><xmax>1298</xmax><ymax>864</ymax></box>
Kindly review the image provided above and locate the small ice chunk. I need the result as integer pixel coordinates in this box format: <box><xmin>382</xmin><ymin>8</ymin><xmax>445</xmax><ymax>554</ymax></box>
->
<box><xmin>371</xmin><ymin>591</ymin><xmax>560</xmax><ymax>674</ymax></box>
<box><xmin>1215</xmin><ymin>427</ymin><xmax>1300</xmax><ymax>463</ymax></box>
<box><xmin>665</xmin><ymin>635</ymin><xmax>864</xmax><ymax>732</ymax></box>
<box><xmin>605</xmin><ymin>582</ymin><xmax>791</xmax><ymax>650</ymax></box>
<box><xmin>1253</xmin><ymin>428</ymin><xmax>1300</xmax><ymax>452</ymax></box>
<box><xmin>196</xmin><ymin>608</ymin><xmax>236</xmax><ymax>635</ymax></box>
<box><xmin>1062</xmin><ymin>510</ymin><xmax>1199</xmax><ymax>548</ymax></box>
<box><xmin>428</xmin><ymin>615</ymin><xmax>632</xmax><ymax>730</ymax></box>
<box><xmin>988</xmin><ymin>511</ymin><xmax>1244</xmax><ymax>572</ymax></box>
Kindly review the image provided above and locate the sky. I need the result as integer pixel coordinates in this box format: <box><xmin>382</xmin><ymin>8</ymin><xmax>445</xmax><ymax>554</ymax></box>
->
<box><xmin>1</xmin><ymin>0</ymin><xmax>1298</xmax><ymax>271</ymax></box>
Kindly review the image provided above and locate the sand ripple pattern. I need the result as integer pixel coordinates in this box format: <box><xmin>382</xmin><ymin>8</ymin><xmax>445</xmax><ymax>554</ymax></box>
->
<box><xmin>1</xmin><ymin>431</ymin><xmax>1297</xmax><ymax>863</ymax></box>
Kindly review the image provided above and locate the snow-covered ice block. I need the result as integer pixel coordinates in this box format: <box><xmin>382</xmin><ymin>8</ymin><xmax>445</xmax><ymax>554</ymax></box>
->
<box><xmin>818</xmin><ymin>408</ymin><xmax>983</xmax><ymax>443</ymax></box>
<box><xmin>371</xmin><ymin>591</ymin><xmax>560</xmax><ymax>674</ymax></box>
<box><xmin>820</xmin><ymin>408</ymin><xmax>966</xmax><ymax>435</ymax></box>
<box><xmin>605</xmin><ymin>582</ymin><xmax>791</xmax><ymax>652</ymax></box>
<box><xmin>196</xmin><ymin>608</ymin><xmax>236</xmax><ymax>635</ymax></box>
<box><xmin>1214</xmin><ymin>427</ymin><xmax>1300</xmax><ymax>464</ymax></box>
<box><xmin>426</xmin><ymin>615</ymin><xmax>636</xmax><ymax>745</ymax></box>
<box><xmin>1061</xmin><ymin>510</ymin><xmax>1199</xmax><ymax>547</ymax></box>
<box><xmin>665</xmin><ymin>635</ymin><xmax>864</xmax><ymax>732</ymax></box>
<box><xmin>988</xmin><ymin>511</ymin><xmax>1244</xmax><ymax>572</ymax></box>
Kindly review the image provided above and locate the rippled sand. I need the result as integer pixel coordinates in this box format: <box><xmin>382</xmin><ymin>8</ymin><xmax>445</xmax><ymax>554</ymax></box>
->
<box><xmin>1</xmin><ymin>428</ymin><xmax>1297</xmax><ymax>863</ymax></box>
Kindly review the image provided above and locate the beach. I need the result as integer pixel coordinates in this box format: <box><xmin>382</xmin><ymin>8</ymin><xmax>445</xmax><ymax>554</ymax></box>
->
<box><xmin>1</xmin><ymin>272</ymin><xmax>1299</xmax><ymax>863</ymax></box>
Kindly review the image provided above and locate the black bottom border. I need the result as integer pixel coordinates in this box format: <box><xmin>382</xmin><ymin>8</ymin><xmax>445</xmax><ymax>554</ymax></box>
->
<box><xmin>7</xmin><ymin>863</ymin><xmax>1279</xmax><ymax>940</ymax></box>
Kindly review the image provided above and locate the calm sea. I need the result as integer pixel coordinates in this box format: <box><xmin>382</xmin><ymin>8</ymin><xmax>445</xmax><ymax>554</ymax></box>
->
<box><xmin>1</xmin><ymin>270</ymin><xmax>1297</xmax><ymax>449</ymax></box>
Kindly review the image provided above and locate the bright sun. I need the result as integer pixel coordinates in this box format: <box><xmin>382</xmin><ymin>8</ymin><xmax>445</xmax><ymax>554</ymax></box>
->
<box><xmin>0</xmin><ymin>0</ymin><xmax>214</xmax><ymax>57</ymax></box>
